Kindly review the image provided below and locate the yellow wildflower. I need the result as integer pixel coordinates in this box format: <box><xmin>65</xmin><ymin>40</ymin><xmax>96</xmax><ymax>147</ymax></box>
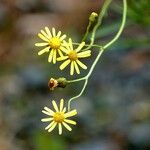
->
<box><xmin>57</xmin><ymin>38</ymin><xmax>91</xmax><ymax>75</ymax></box>
<box><xmin>41</xmin><ymin>99</ymin><xmax>77</xmax><ymax>135</ymax></box>
<box><xmin>35</xmin><ymin>27</ymin><xmax>66</xmax><ymax>64</ymax></box>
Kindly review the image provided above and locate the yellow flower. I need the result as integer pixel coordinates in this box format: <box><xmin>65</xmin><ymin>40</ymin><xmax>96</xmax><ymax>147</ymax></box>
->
<box><xmin>57</xmin><ymin>38</ymin><xmax>91</xmax><ymax>75</ymax></box>
<box><xmin>35</xmin><ymin>27</ymin><xmax>66</xmax><ymax>64</ymax></box>
<box><xmin>41</xmin><ymin>99</ymin><xmax>77</xmax><ymax>135</ymax></box>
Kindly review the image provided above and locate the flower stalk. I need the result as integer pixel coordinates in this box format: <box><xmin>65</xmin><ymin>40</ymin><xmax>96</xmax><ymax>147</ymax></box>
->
<box><xmin>67</xmin><ymin>0</ymin><xmax>127</xmax><ymax>110</ymax></box>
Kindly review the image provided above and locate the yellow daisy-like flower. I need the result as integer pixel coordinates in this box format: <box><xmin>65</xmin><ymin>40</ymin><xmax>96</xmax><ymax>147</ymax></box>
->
<box><xmin>57</xmin><ymin>38</ymin><xmax>91</xmax><ymax>75</ymax></box>
<box><xmin>35</xmin><ymin>27</ymin><xmax>66</xmax><ymax>64</ymax></box>
<box><xmin>41</xmin><ymin>99</ymin><xmax>77</xmax><ymax>135</ymax></box>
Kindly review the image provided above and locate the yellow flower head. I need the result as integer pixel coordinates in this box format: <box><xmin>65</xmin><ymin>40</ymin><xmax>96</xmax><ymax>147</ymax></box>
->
<box><xmin>41</xmin><ymin>99</ymin><xmax>77</xmax><ymax>135</ymax></box>
<box><xmin>35</xmin><ymin>27</ymin><xmax>66</xmax><ymax>64</ymax></box>
<box><xmin>57</xmin><ymin>38</ymin><xmax>91</xmax><ymax>75</ymax></box>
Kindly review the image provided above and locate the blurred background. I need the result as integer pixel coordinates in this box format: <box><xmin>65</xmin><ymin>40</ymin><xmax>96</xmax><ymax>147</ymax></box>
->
<box><xmin>0</xmin><ymin>0</ymin><xmax>150</xmax><ymax>150</ymax></box>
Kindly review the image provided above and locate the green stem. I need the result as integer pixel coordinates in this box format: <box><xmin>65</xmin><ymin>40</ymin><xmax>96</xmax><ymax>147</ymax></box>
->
<box><xmin>82</xmin><ymin>21</ymin><xmax>92</xmax><ymax>42</ymax></box>
<box><xmin>68</xmin><ymin>79</ymin><xmax>88</xmax><ymax>111</ymax></box>
<box><xmin>73</xmin><ymin>42</ymin><xmax>102</xmax><ymax>49</ymax></box>
<box><xmin>87</xmin><ymin>48</ymin><xmax>104</xmax><ymax>78</ymax></box>
<box><xmin>67</xmin><ymin>77</ymin><xmax>86</xmax><ymax>83</ymax></box>
<box><xmin>84</xmin><ymin>0</ymin><xmax>112</xmax><ymax>51</ymax></box>
<box><xmin>68</xmin><ymin>47</ymin><xmax>104</xmax><ymax>111</ymax></box>
<box><xmin>68</xmin><ymin>0</ymin><xmax>127</xmax><ymax>110</ymax></box>
<box><xmin>103</xmin><ymin>0</ymin><xmax>127</xmax><ymax>49</ymax></box>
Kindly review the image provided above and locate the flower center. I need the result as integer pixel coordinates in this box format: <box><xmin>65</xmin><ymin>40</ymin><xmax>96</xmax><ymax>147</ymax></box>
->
<box><xmin>53</xmin><ymin>112</ymin><xmax>64</xmax><ymax>123</ymax></box>
<box><xmin>49</xmin><ymin>37</ymin><xmax>61</xmax><ymax>49</ymax></box>
<box><xmin>68</xmin><ymin>50</ymin><xmax>78</xmax><ymax>61</ymax></box>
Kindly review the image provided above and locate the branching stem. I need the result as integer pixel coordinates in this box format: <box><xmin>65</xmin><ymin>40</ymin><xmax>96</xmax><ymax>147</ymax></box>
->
<box><xmin>68</xmin><ymin>0</ymin><xmax>127</xmax><ymax>111</ymax></box>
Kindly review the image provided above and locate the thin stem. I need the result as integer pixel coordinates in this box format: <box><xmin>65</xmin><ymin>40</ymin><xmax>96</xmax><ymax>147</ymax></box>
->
<box><xmin>103</xmin><ymin>0</ymin><xmax>127</xmax><ymax>49</ymax></box>
<box><xmin>87</xmin><ymin>48</ymin><xmax>104</xmax><ymax>78</ymax></box>
<box><xmin>73</xmin><ymin>42</ymin><xmax>102</xmax><ymax>49</ymax></box>
<box><xmin>68</xmin><ymin>47</ymin><xmax>104</xmax><ymax>110</ymax></box>
<box><xmin>67</xmin><ymin>77</ymin><xmax>86</xmax><ymax>83</ymax></box>
<box><xmin>73</xmin><ymin>0</ymin><xmax>127</xmax><ymax>51</ymax></box>
<box><xmin>84</xmin><ymin>0</ymin><xmax>112</xmax><ymax>51</ymax></box>
<box><xmin>68</xmin><ymin>0</ymin><xmax>127</xmax><ymax>110</ymax></box>
<box><xmin>82</xmin><ymin>21</ymin><xmax>92</xmax><ymax>42</ymax></box>
<box><xmin>68</xmin><ymin>79</ymin><xmax>88</xmax><ymax>111</ymax></box>
<box><xmin>67</xmin><ymin>48</ymin><xmax>104</xmax><ymax>84</ymax></box>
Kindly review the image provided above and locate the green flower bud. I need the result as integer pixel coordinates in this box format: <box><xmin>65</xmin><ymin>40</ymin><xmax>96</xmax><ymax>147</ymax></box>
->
<box><xmin>89</xmin><ymin>12</ymin><xmax>98</xmax><ymax>22</ymax></box>
<box><xmin>57</xmin><ymin>77</ymin><xmax>68</xmax><ymax>88</ymax></box>
<box><xmin>48</xmin><ymin>77</ymin><xmax>68</xmax><ymax>90</ymax></box>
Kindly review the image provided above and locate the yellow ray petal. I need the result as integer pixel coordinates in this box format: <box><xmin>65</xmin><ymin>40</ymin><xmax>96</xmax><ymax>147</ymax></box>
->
<box><xmin>48</xmin><ymin>122</ymin><xmax>57</xmax><ymax>132</ymax></box>
<box><xmin>78</xmin><ymin>53</ymin><xmax>91</xmax><ymax>58</ymax></box>
<box><xmin>44</xmin><ymin>107</ymin><xmax>54</xmax><ymax>115</ymax></box>
<box><xmin>60</xmin><ymin>99</ymin><xmax>64</xmax><ymax>112</ymax></box>
<box><xmin>69</xmin><ymin>38</ymin><xmax>73</xmax><ymax>50</ymax></box>
<box><xmin>35</xmin><ymin>43</ymin><xmax>48</xmax><ymax>47</ymax></box>
<box><xmin>45</xmin><ymin>27</ymin><xmax>52</xmax><ymax>38</ymax></box>
<box><xmin>58</xmin><ymin>49</ymin><xmax>64</xmax><ymax>57</ymax></box>
<box><xmin>60</xmin><ymin>59</ymin><xmax>71</xmax><ymax>70</ymax></box>
<box><xmin>42</xmin><ymin>110</ymin><xmax>53</xmax><ymax>116</ymax></box>
<box><xmin>62</xmin><ymin>41</ymin><xmax>70</xmax><ymax>50</ymax></box>
<box><xmin>41</xmin><ymin>118</ymin><xmax>53</xmax><ymax>122</ymax></box>
<box><xmin>52</xmin><ymin>100</ymin><xmax>59</xmax><ymax>112</ymax></box>
<box><xmin>64</xmin><ymin>109</ymin><xmax>77</xmax><ymax>118</ymax></box>
<box><xmin>77</xmin><ymin>50</ymin><xmax>91</xmax><ymax>58</ymax></box>
<box><xmin>74</xmin><ymin>61</ymin><xmax>80</xmax><ymax>74</ymax></box>
<box><xmin>53</xmin><ymin>50</ymin><xmax>56</xmax><ymax>64</ymax></box>
<box><xmin>38</xmin><ymin>47</ymin><xmax>50</xmax><ymax>55</ymax></box>
<box><xmin>64</xmin><ymin>119</ymin><xmax>76</xmax><ymax>125</ymax></box>
<box><xmin>52</xmin><ymin>28</ymin><xmax>56</xmax><ymax>36</ymax></box>
<box><xmin>60</xmin><ymin>46</ymin><xmax>69</xmax><ymax>54</ymax></box>
<box><xmin>63</xmin><ymin>107</ymin><xmax>66</xmax><ymax>113</ymax></box>
<box><xmin>62</xmin><ymin>122</ymin><xmax>72</xmax><ymax>131</ymax></box>
<box><xmin>41</xmin><ymin>30</ymin><xmax>49</xmax><ymax>39</ymax></box>
<box><xmin>60</xmin><ymin>34</ymin><xmax>66</xmax><ymax>41</ymax></box>
<box><xmin>75</xmin><ymin>42</ymin><xmax>85</xmax><ymax>52</ymax></box>
<box><xmin>76</xmin><ymin>60</ymin><xmax>87</xmax><ymax>69</ymax></box>
<box><xmin>58</xmin><ymin>123</ymin><xmax>62</xmax><ymax>135</ymax></box>
<box><xmin>57</xmin><ymin>56</ymin><xmax>68</xmax><ymax>61</ymax></box>
<box><xmin>38</xmin><ymin>33</ymin><xmax>49</xmax><ymax>42</ymax></box>
<box><xmin>70</xmin><ymin>61</ymin><xmax>74</xmax><ymax>75</ymax></box>
<box><xmin>57</xmin><ymin>31</ymin><xmax>61</xmax><ymax>37</ymax></box>
<box><xmin>48</xmin><ymin>49</ymin><xmax>54</xmax><ymax>62</ymax></box>
<box><xmin>45</xmin><ymin>121</ymin><xmax>54</xmax><ymax>130</ymax></box>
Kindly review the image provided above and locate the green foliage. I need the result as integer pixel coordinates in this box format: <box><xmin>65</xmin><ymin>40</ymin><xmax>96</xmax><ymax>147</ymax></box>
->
<box><xmin>34</xmin><ymin>131</ymin><xmax>67</xmax><ymax>150</ymax></box>
<box><xmin>128</xmin><ymin>0</ymin><xmax>150</xmax><ymax>26</ymax></box>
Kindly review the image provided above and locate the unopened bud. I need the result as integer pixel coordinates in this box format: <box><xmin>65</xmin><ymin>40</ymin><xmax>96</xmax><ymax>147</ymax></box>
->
<box><xmin>57</xmin><ymin>77</ymin><xmax>67</xmax><ymax>88</ymax></box>
<box><xmin>89</xmin><ymin>12</ymin><xmax>98</xmax><ymax>22</ymax></box>
<box><xmin>48</xmin><ymin>78</ymin><xmax>58</xmax><ymax>90</ymax></box>
<box><xmin>48</xmin><ymin>77</ymin><xmax>68</xmax><ymax>90</ymax></box>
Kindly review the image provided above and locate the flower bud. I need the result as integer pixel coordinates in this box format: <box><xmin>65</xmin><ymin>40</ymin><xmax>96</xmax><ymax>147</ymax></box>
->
<box><xmin>48</xmin><ymin>77</ymin><xmax>68</xmax><ymax>90</ymax></box>
<box><xmin>48</xmin><ymin>78</ymin><xmax>58</xmax><ymax>90</ymax></box>
<box><xmin>57</xmin><ymin>77</ymin><xmax>67</xmax><ymax>88</ymax></box>
<box><xmin>89</xmin><ymin>12</ymin><xmax>98</xmax><ymax>22</ymax></box>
